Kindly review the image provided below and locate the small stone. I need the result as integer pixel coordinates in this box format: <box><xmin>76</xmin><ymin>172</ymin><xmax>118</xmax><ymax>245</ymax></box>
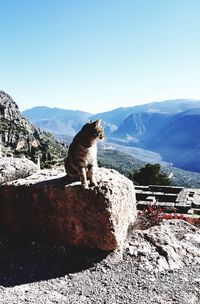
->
<box><xmin>102</xmin><ymin>267</ymin><xmax>107</xmax><ymax>273</ymax></box>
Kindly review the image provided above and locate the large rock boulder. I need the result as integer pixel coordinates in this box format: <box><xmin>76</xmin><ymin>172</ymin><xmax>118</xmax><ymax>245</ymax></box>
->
<box><xmin>0</xmin><ymin>157</ymin><xmax>38</xmax><ymax>185</ymax></box>
<box><xmin>0</xmin><ymin>168</ymin><xmax>137</xmax><ymax>250</ymax></box>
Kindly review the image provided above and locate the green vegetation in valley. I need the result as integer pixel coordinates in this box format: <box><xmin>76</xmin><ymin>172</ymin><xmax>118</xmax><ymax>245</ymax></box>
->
<box><xmin>97</xmin><ymin>149</ymin><xmax>144</xmax><ymax>176</ymax></box>
<box><xmin>98</xmin><ymin>148</ymin><xmax>200</xmax><ymax>188</ymax></box>
<box><xmin>130</xmin><ymin>163</ymin><xmax>170</xmax><ymax>186</ymax></box>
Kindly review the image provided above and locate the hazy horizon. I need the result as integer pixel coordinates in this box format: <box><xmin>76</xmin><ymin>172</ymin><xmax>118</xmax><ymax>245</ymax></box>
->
<box><xmin>19</xmin><ymin>97</ymin><xmax>200</xmax><ymax>115</ymax></box>
<box><xmin>1</xmin><ymin>0</ymin><xmax>200</xmax><ymax>113</ymax></box>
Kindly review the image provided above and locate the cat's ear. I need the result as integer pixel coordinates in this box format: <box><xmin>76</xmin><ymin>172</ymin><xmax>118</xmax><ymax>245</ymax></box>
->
<box><xmin>95</xmin><ymin>119</ymin><xmax>101</xmax><ymax>126</ymax></box>
<box><xmin>81</xmin><ymin>122</ymin><xmax>90</xmax><ymax>131</ymax></box>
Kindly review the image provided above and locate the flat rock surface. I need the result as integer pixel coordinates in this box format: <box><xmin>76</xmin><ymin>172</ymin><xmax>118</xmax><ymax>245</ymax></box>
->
<box><xmin>0</xmin><ymin>220</ymin><xmax>199</xmax><ymax>304</ymax></box>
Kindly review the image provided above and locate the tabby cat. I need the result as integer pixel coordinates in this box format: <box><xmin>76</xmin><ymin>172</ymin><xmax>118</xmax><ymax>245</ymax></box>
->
<box><xmin>64</xmin><ymin>119</ymin><xmax>104</xmax><ymax>189</ymax></box>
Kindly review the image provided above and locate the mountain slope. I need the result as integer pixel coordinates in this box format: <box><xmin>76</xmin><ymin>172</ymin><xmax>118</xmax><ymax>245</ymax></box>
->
<box><xmin>111</xmin><ymin>112</ymin><xmax>171</xmax><ymax>143</ymax></box>
<box><xmin>0</xmin><ymin>91</ymin><xmax>66</xmax><ymax>167</ymax></box>
<box><xmin>144</xmin><ymin>109</ymin><xmax>200</xmax><ymax>172</ymax></box>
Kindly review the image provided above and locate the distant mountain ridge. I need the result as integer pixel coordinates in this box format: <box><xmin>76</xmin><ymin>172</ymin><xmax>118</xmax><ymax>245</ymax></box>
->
<box><xmin>23</xmin><ymin>106</ymin><xmax>92</xmax><ymax>136</ymax></box>
<box><xmin>22</xmin><ymin>98</ymin><xmax>200</xmax><ymax>172</ymax></box>
<box><xmin>90</xmin><ymin>99</ymin><xmax>200</xmax><ymax>125</ymax></box>
<box><xmin>144</xmin><ymin>109</ymin><xmax>200</xmax><ymax>172</ymax></box>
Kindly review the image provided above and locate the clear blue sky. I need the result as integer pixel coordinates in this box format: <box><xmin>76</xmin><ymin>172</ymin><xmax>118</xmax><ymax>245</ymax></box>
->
<box><xmin>1</xmin><ymin>0</ymin><xmax>200</xmax><ymax>113</ymax></box>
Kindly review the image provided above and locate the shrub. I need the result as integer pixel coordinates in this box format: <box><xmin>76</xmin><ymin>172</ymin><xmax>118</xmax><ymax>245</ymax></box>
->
<box><xmin>136</xmin><ymin>203</ymin><xmax>166</xmax><ymax>229</ymax></box>
<box><xmin>135</xmin><ymin>204</ymin><xmax>200</xmax><ymax>230</ymax></box>
<box><xmin>131</xmin><ymin>163</ymin><xmax>170</xmax><ymax>186</ymax></box>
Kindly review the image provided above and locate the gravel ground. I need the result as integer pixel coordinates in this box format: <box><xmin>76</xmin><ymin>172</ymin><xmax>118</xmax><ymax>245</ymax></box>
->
<box><xmin>0</xmin><ymin>230</ymin><xmax>199</xmax><ymax>304</ymax></box>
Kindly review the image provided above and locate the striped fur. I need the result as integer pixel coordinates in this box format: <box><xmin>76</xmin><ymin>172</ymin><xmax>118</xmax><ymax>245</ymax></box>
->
<box><xmin>64</xmin><ymin>119</ymin><xmax>104</xmax><ymax>188</ymax></box>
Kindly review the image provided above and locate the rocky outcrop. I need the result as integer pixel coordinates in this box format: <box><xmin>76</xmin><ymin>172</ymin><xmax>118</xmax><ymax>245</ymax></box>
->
<box><xmin>0</xmin><ymin>157</ymin><xmax>38</xmax><ymax>185</ymax></box>
<box><xmin>0</xmin><ymin>168</ymin><xmax>137</xmax><ymax>250</ymax></box>
<box><xmin>0</xmin><ymin>91</ymin><xmax>35</xmax><ymax>130</ymax></box>
<box><xmin>0</xmin><ymin>91</ymin><xmax>66</xmax><ymax>167</ymax></box>
<box><xmin>126</xmin><ymin>220</ymin><xmax>200</xmax><ymax>271</ymax></box>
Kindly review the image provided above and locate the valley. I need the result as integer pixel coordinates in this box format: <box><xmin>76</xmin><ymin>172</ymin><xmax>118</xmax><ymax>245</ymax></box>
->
<box><xmin>98</xmin><ymin>149</ymin><xmax>200</xmax><ymax>188</ymax></box>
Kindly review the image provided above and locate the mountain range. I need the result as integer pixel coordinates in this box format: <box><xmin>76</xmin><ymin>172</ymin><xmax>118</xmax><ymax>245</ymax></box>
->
<box><xmin>23</xmin><ymin>99</ymin><xmax>200</xmax><ymax>173</ymax></box>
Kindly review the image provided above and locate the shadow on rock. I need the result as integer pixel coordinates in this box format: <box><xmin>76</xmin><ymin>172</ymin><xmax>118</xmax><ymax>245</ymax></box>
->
<box><xmin>0</xmin><ymin>233</ymin><xmax>109</xmax><ymax>287</ymax></box>
<box><xmin>35</xmin><ymin>175</ymin><xmax>73</xmax><ymax>187</ymax></box>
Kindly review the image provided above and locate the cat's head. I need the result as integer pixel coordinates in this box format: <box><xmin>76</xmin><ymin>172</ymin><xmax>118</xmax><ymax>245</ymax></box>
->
<box><xmin>81</xmin><ymin>119</ymin><xmax>104</xmax><ymax>140</ymax></box>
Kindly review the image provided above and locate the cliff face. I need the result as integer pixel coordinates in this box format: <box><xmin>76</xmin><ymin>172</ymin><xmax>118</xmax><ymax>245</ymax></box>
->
<box><xmin>0</xmin><ymin>91</ymin><xmax>66</xmax><ymax>167</ymax></box>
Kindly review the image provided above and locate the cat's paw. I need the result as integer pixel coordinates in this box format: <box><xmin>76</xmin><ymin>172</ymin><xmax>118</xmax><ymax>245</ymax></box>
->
<box><xmin>90</xmin><ymin>181</ymin><xmax>97</xmax><ymax>187</ymax></box>
<box><xmin>82</xmin><ymin>183</ymin><xmax>89</xmax><ymax>189</ymax></box>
